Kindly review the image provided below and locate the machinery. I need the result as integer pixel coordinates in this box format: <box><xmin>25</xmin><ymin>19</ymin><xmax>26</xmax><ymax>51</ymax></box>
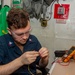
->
<box><xmin>63</xmin><ymin>46</ymin><xmax>75</xmax><ymax>62</ymax></box>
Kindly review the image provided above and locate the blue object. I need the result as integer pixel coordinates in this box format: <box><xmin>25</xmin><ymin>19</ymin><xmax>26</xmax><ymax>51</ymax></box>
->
<box><xmin>0</xmin><ymin>34</ymin><xmax>41</xmax><ymax>74</ymax></box>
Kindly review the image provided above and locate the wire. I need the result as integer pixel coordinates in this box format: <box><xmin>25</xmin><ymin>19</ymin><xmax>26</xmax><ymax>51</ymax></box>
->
<box><xmin>56</xmin><ymin>58</ymin><xmax>70</xmax><ymax>66</ymax></box>
<box><xmin>28</xmin><ymin>65</ymin><xmax>34</xmax><ymax>75</ymax></box>
<box><xmin>51</xmin><ymin>58</ymin><xmax>70</xmax><ymax>66</ymax></box>
<box><xmin>46</xmin><ymin>0</ymin><xmax>56</xmax><ymax>21</ymax></box>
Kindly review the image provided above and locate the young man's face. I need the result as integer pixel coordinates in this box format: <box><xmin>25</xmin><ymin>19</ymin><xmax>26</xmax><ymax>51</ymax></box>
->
<box><xmin>8</xmin><ymin>21</ymin><xmax>31</xmax><ymax>45</ymax></box>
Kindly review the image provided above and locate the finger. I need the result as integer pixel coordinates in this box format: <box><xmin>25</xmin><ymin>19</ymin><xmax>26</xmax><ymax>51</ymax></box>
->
<box><xmin>39</xmin><ymin>50</ymin><xmax>49</xmax><ymax>58</ymax></box>
<box><xmin>29</xmin><ymin>57</ymin><xmax>38</xmax><ymax>63</ymax></box>
<box><xmin>39</xmin><ymin>47</ymin><xmax>47</xmax><ymax>53</ymax></box>
<box><xmin>40</xmin><ymin>53</ymin><xmax>48</xmax><ymax>58</ymax></box>
<box><xmin>30</xmin><ymin>56</ymin><xmax>37</xmax><ymax>60</ymax></box>
<box><xmin>39</xmin><ymin>48</ymin><xmax>48</xmax><ymax>55</ymax></box>
<box><xmin>27</xmin><ymin>51</ymin><xmax>39</xmax><ymax>55</ymax></box>
<box><xmin>26</xmin><ymin>51</ymin><xmax>39</xmax><ymax>58</ymax></box>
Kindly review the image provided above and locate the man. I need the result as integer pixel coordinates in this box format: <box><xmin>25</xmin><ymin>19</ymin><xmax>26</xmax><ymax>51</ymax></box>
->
<box><xmin>0</xmin><ymin>8</ymin><xmax>49</xmax><ymax>75</ymax></box>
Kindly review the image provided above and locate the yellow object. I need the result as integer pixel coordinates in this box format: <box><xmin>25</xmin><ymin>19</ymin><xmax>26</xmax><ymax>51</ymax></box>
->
<box><xmin>2</xmin><ymin>30</ymin><xmax>7</xmax><ymax>34</ymax></box>
<box><xmin>64</xmin><ymin>50</ymin><xmax>75</xmax><ymax>62</ymax></box>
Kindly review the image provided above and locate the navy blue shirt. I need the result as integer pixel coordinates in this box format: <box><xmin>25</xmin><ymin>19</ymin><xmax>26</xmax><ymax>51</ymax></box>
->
<box><xmin>0</xmin><ymin>34</ymin><xmax>41</xmax><ymax>75</ymax></box>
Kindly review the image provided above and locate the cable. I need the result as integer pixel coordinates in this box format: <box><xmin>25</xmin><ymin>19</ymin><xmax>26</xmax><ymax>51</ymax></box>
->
<box><xmin>46</xmin><ymin>0</ymin><xmax>56</xmax><ymax>21</ymax></box>
<box><xmin>52</xmin><ymin>58</ymin><xmax>70</xmax><ymax>66</ymax></box>
<box><xmin>56</xmin><ymin>58</ymin><xmax>70</xmax><ymax>66</ymax></box>
<box><xmin>28</xmin><ymin>65</ymin><xmax>34</xmax><ymax>75</ymax></box>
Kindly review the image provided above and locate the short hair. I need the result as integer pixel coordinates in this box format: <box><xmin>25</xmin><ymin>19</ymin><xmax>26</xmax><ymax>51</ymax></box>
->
<box><xmin>7</xmin><ymin>8</ymin><xmax>29</xmax><ymax>29</ymax></box>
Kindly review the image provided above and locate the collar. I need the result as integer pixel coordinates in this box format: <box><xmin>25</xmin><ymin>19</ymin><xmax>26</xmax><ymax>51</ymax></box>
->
<box><xmin>6</xmin><ymin>34</ymin><xmax>33</xmax><ymax>48</ymax></box>
<box><xmin>4</xmin><ymin>34</ymin><xmax>15</xmax><ymax>48</ymax></box>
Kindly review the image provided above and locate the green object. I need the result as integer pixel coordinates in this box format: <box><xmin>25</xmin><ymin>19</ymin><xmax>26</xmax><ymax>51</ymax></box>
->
<box><xmin>13</xmin><ymin>0</ymin><xmax>22</xmax><ymax>8</ymax></box>
<box><xmin>13</xmin><ymin>0</ymin><xmax>21</xmax><ymax>4</ymax></box>
<box><xmin>0</xmin><ymin>5</ymin><xmax>10</xmax><ymax>36</ymax></box>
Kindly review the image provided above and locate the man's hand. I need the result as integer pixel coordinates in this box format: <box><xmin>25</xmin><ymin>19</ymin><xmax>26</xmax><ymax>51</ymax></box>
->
<box><xmin>39</xmin><ymin>47</ymin><xmax>49</xmax><ymax>58</ymax></box>
<box><xmin>19</xmin><ymin>51</ymin><xmax>39</xmax><ymax>65</ymax></box>
<box><xmin>39</xmin><ymin>47</ymin><xmax>49</xmax><ymax>67</ymax></box>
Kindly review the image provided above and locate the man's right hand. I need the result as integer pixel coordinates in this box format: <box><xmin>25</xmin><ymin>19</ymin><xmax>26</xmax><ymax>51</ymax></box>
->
<box><xmin>19</xmin><ymin>51</ymin><xmax>39</xmax><ymax>65</ymax></box>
